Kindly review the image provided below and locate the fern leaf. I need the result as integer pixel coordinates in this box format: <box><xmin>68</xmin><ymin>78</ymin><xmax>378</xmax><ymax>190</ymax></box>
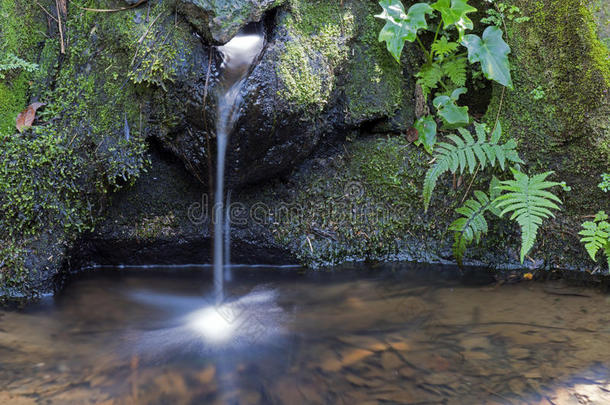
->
<box><xmin>578</xmin><ymin>211</ymin><xmax>610</xmax><ymax>264</ymax></box>
<box><xmin>432</xmin><ymin>36</ymin><xmax>459</xmax><ymax>59</ymax></box>
<box><xmin>416</xmin><ymin>63</ymin><xmax>443</xmax><ymax>97</ymax></box>
<box><xmin>423</xmin><ymin>124</ymin><xmax>523</xmax><ymax>211</ymax></box>
<box><xmin>442</xmin><ymin>57</ymin><xmax>467</xmax><ymax>87</ymax></box>
<box><xmin>494</xmin><ymin>169</ymin><xmax>562</xmax><ymax>263</ymax></box>
<box><xmin>449</xmin><ymin>190</ymin><xmax>493</xmax><ymax>266</ymax></box>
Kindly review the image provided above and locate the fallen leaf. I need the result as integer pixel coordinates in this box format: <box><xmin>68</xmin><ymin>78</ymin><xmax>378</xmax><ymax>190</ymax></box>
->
<box><xmin>523</xmin><ymin>272</ymin><xmax>533</xmax><ymax>280</ymax></box>
<box><xmin>16</xmin><ymin>102</ymin><xmax>45</xmax><ymax>133</ymax></box>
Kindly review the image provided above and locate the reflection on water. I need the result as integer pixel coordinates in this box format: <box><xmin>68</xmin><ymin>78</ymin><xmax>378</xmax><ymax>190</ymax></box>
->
<box><xmin>2</xmin><ymin>264</ymin><xmax>610</xmax><ymax>404</ymax></box>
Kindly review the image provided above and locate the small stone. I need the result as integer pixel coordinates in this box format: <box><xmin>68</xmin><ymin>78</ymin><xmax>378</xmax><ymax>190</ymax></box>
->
<box><xmin>507</xmin><ymin>348</ymin><xmax>530</xmax><ymax>360</ymax></box>
<box><xmin>399</xmin><ymin>366</ymin><xmax>417</xmax><ymax>379</ymax></box>
<box><xmin>523</xmin><ymin>370</ymin><xmax>542</xmax><ymax>379</ymax></box>
<box><xmin>381</xmin><ymin>351</ymin><xmax>404</xmax><ymax>370</ymax></box>
<box><xmin>337</xmin><ymin>335</ymin><xmax>388</xmax><ymax>352</ymax></box>
<box><xmin>197</xmin><ymin>365</ymin><xmax>216</xmax><ymax>385</ymax></box>
<box><xmin>422</xmin><ymin>372</ymin><xmax>459</xmax><ymax>386</ymax></box>
<box><xmin>462</xmin><ymin>351</ymin><xmax>492</xmax><ymax>361</ymax></box>
<box><xmin>460</xmin><ymin>336</ymin><xmax>490</xmax><ymax>351</ymax></box>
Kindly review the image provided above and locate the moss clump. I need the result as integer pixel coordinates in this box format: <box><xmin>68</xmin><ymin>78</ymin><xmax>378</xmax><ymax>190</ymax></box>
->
<box><xmin>0</xmin><ymin>1</ymin><xmax>199</xmax><ymax>297</ymax></box>
<box><xmin>276</xmin><ymin>38</ymin><xmax>326</xmax><ymax>108</ymax></box>
<box><xmin>271</xmin><ymin>136</ymin><xmax>466</xmax><ymax>266</ymax></box>
<box><xmin>276</xmin><ymin>0</ymin><xmax>356</xmax><ymax>110</ymax></box>
<box><xmin>0</xmin><ymin>0</ymin><xmax>44</xmax><ymax>135</ymax></box>
<box><xmin>345</xmin><ymin>12</ymin><xmax>406</xmax><ymax>124</ymax></box>
<box><xmin>134</xmin><ymin>214</ymin><xmax>177</xmax><ymax>240</ymax></box>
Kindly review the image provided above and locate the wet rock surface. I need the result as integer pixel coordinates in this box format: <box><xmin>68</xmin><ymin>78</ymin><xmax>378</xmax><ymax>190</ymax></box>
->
<box><xmin>177</xmin><ymin>0</ymin><xmax>288</xmax><ymax>45</ymax></box>
<box><xmin>68</xmin><ymin>144</ymin><xmax>294</xmax><ymax>275</ymax></box>
<box><xmin>151</xmin><ymin>0</ymin><xmax>415</xmax><ymax>188</ymax></box>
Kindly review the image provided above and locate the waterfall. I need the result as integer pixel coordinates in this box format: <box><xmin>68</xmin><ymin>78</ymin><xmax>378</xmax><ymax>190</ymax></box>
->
<box><xmin>213</xmin><ymin>28</ymin><xmax>264</xmax><ymax>303</ymax></box>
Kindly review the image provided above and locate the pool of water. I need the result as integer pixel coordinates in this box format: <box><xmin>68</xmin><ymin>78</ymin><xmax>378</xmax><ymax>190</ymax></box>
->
<box><xmin>2</xmin><ymin>263</ymin><xmax>610</xmax><ymax>404</ymax></box>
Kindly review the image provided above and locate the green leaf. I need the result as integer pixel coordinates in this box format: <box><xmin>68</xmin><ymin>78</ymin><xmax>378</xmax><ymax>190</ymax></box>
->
<box><xmin>376</xmin><ymin>1</ymin><xmax>434</xmax><ymax>62</ymax></box>
<box><xmin>431</xmin><ymin>36</ymin><xmax>459</xmax><ymax>59</ymax></box>
<box><xmin>431</xmin><ymin>0</ymin><xmax>477</xmax><ymax>40</ymax></box>
<box><xmin>422</xmin><ymin>126</ymin><xmax>523</xmax><ymax>211</ymax></box>
<box><xmin>433</xmin><ymin>92</ymin><xmax>469</xmax><ymax>126</ymax></box>
<box><xmin>442</xmin><ymin>57</ymin><xmax>467</xmax><ymax>87</ymax></box>
<box><xmin>416</xmin><ymin>62</ymin><xmax>443</xmax><ymax>96</ymax></box>
<box><xmin>579</xmin><ymin>211</ymin><xmax>610</xmax><ymax>265</ymax></box>
<box><xmin>449</xmin><ymin>190</ymin><xmax>494</xmax><ymax>266</ymax></box>
<box><xmin>414</xmin><ymin>115</ymin><xmax>437</xmax><ymax>153</ymax></box>
<box><xmin>461</xmin><ymin>26</ymin><xmax>513</xmax><ymax>89</ymax></box>
<box><xmin>494</xmin><ymin>169</ymin><xmax>562</xmax><ymax>263</ymax></box>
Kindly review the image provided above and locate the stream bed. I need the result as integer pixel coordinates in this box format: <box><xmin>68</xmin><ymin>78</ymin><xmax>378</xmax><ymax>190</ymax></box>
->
<box><xmin>2</xmin><ymin>264</ymin><xmax>610</xmax><ymax>404</ymax></box>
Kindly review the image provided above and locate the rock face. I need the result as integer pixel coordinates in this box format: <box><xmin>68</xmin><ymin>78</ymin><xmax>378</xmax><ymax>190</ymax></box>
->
<box><xmin>1</xmin><ymin>0</ymin><xmax>608</xmax><ymax>300</ymax></box>
<box><xmin>178</xmin><ymin>0</ymin><xmax>288</xmax><ymax>44</ymax></box>
<box><xmin>485</xmin><ymin>0</ymin><xmax>610</xmax><ymax>267</ymax></box>
<box><xmin>153</xmin><ymin>0</ymin><xmax>416</xmax><ymax>187</ymax></box>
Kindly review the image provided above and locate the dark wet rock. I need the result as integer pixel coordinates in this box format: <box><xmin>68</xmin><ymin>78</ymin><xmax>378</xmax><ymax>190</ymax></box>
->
<box><xmin>158</xmin><ymin>0</ymin><xmax>416</xmax><ymax>188</ymax></box>
<box><xmin>63</xmin><ymin>144</ymin><xmax>295</xmax><ymax>286</ymax></box>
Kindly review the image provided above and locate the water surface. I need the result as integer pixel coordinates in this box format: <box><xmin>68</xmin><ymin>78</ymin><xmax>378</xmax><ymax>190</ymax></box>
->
<box><xmin>2</xmin><ymin>264</ymin><xmax>610</xmax><ymax>404</ymax></box>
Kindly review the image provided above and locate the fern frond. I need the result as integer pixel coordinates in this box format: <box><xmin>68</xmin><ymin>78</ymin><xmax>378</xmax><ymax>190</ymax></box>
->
<box><xmin>431</xmin><ymin>36</ymin><xmax>459</xmax><ymax>59</ymax></box>
<box><xmin>579</xmin><ymin>211</ymin><xmax>610</xmax><ymax>266</ymax></box>
<box><xmin>423</xmin><ymin>123</ymin><xmax>523</xmax><ymax>211</ymax></box>
<box><xmin>449</xmin><ymin>190</ymin><xmax>493</xmax><ymax>266</ymax></box>
<box><xmin>494</xmin><ymin>169</ymin><xmax>562</xmax><ymax>263</ymax></box>
<box><xmin>416</xmin><ymin>63</ymin><xmax>442</xmax><ymax>97</ymax></box>
<box><xmin>442</xmin><ymin>57</ymin><xmax>467</xmax><ymax>87</ymax></box>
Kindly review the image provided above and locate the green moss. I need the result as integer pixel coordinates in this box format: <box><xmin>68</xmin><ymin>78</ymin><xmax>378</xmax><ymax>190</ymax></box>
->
<box><xmin>271</xmin><ymin>136</ymin><xmax>466</xmax><ymax>266</ymax></box>
<box><xmin>0</xmin><ymin>1</ymin><xmax>185</xmax><ymax>297</ymax></box>
<box><xmin>277</xmin><ymin>0</ymin><xmax>356</xmax><ymax>110</ymax></box>
<box><xmin>277</xmin><ymin>38</ymin><xmax>326</xmax><ymax>108</ymax></box>
<box><xmin>345</xmin><ymin>12</ymin><xmax>405</xmax><ymax>123</ymax></box>
<box><xmin>0</xmin><ymin>0</ymin><xmax>44</xmax><ymax>135</ymax></box>
<box><xmin>133</xmin><ymin>214</ymin><xmax>177</xmax><ymax>240</ymax></box>
<box><xmin>0</xmin><ymin>242</ymin><xmax>28</xmax><ymax>301</ymax></box>
<box><xmin>485</xmin><ymin>0</ymin><xmax>610</xmax><ymax>268</ymax></box>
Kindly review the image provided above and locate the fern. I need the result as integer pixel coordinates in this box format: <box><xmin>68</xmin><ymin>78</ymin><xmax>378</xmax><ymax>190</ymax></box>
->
<box><xmin>449</xmin><ymin>190</ymin><xmax>493</xmax><ymax>266</ymax></box>
<box><xmin>494</xmin><ymin>169</ymin><xmax>562</xmax><ymax>263</ymax></box>
<box><xmin>423</xmin><ymin>122</ymin><xmax>522</xmax><ymax>211</ymax></box>
<box><xmin>0</xmin><ymin>53</ymin><xmax>38</xmax><ymax>80</ymax></box>
<box><xmin>416</xmin><ymin>63</ymin><xmax>442</xmax><ymax>97</ymax></box>
<box><xmin>599</xmin><ymin>173</ymin><xmax>610</xmax><ymax>192</ymax></box>
<box><xmin>432</xmin><ymin>36</ymin><xmax>459</xmax><ymax>59</ymax></box>
<box><xmin>442</xmin><ymin>57</ymin><xmax>467</xmax><ymax>87</ymax></box>
<box><xmin>579</xmin><ymin>211</ymin><xmax>610</xmax><ymax>269</ymax></box>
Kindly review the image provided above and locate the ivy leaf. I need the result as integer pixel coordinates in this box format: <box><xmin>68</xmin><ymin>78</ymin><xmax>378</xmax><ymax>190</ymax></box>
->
<box><xmin>433</xmin><ymin>88</ymin><xmax>469</xmax><ymax>126</ymax></box>
<box><xmin>414</xmin><ymin>115</ymin><xmax>437</xmax><ymax>153</ymax></box>
<box><xmin>431</xmin><ymin>0</ymin><xmax>477</xmax><ymax>39</ymax></box>
<box><xmin>376</xmin><ymin>1</ymin><xmax>434</xmax><ymax>62</ymax></box>
<box><xmin>461</xmin><ymin>26</ymin><xmax>513</xmax><ymax>89</ymax></box>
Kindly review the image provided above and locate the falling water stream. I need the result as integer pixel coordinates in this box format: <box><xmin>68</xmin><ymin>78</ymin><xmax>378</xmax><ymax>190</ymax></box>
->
<box><xmin>213</xmin><ymin>29</ymin><xmax>264</xmax><ymax>303</ymax></box>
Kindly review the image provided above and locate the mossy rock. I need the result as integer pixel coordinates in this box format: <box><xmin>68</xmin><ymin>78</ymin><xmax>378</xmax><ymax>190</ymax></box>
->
<box><xmin>486</xmin><ymin>0</ymin><xmax>610</xmax><ymax>269</ymax></box>
<box><xmin>343</xmin><ymin>5</ymin><xmax>416</xmax><ymax>130</ymax></box>
<box><xmin>176</xmin><ymin>0</ymin><xmax>287</xmax><ymax>44</ymax></box>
